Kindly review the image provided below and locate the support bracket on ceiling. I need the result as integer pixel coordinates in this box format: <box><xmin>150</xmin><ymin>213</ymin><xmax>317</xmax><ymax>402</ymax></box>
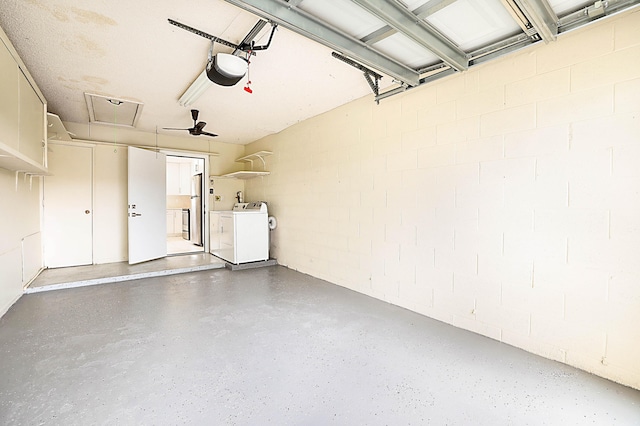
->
<box><xmin>168</xmin><ymin>19</ymin><xmax>278</xmax><ymax>55</ymax></box>
<box><xmin>221</xmin><ymin>0</ymin><xmax>420</xmax><ymax>86</ymax></box>
<box><xmin>350</xmin><ymin>0</ymin><xmax>468</xmax><ymax>71</ymax></box>
<box><xmin>169</xmin><ymin>19</ymin><xmax>240</xmax><ymax>50</ymax></box>
<box><xmin>332</xmin><ymin>52</ymin><xmax>383</xmax><ymax>103</ymax></box>
<box><xmin>500</xmin><ymin>0</ymin><xmax>558</xmax><ymax>43</ymax></box>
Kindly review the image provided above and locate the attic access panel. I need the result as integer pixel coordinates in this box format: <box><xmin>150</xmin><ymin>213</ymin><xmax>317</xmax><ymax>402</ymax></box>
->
<box><xmin>84</xmin><ymin>93</ymin><xmax>144</xmax><ymax>128</ymax></box>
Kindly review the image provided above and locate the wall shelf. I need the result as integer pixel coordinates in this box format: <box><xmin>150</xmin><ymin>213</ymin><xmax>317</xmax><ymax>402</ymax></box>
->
<box><xmin>0</xmin><ymin>141</ymin><xmax>48</xmax><ymax>175</ymax></box>
<box><xmin>235</xmin><ymin>150</ymin><xmax>272</xmax><ymax>169</ymax></box>
<box><xmin>215</xmin><ymin>171</ymin><xmax>270</xmax><ymax>180</ymax></box>
<box><xmin>212</xmin><ymin>150</ymin><xmax>272</xmax><ymax>179</ymax></box>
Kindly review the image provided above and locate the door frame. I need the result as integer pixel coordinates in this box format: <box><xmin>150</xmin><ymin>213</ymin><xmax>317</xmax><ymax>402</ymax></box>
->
<box><xmin>161</xmin><ymin>149</ymin><xmax>210</xmax><ymax>254</ymax></box>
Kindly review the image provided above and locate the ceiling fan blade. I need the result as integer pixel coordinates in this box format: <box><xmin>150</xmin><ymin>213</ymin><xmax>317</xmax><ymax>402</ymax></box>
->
<box><xmin>162</xmin><ymin>127</ymin><xmax>190</xmax><ymax>131</ymax></box>
<box><xmin>195</xmin><ymin>121</ymin><xmax>207</xmax><ymax>132</ymax></box>
<box><xmin>191</xmin><ymin>109</ymin><xmax>199</xmax><ymax>122</ymax></box>
<box><xmin>199</xmin><ymin>131</ymin><xmax>218</xmax><ymax>137</ymax></box>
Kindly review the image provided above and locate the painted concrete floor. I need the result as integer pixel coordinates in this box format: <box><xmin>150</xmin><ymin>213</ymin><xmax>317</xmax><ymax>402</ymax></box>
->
<box><xmin>2</xmin><ymin>266</ymin><xmax>639</xmax><ymax>425</ymax></box>
<box><xmin>26</xmin><ymin>253</ymin><xmax>225</xmax><ymax>293</ymax></box>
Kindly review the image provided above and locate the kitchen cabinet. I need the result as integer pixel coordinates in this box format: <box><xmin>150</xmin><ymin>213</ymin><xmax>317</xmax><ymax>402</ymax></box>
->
<box><xmin>0</xmin><ymin>28</ymin><xmax>47</xmax><ymax>174</ymax></box>
<box><xmin>166</xmin><ymin>209</ymin><xmax>182</xmax><ymax>236</ymax></box>
<box><xmin>166</xmin><ymin>162</ymin><xmax>192</xmax><ymax>195</ymax></box>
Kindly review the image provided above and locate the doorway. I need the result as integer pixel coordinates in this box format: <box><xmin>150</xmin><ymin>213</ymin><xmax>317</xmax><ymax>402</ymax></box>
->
<box><xmin>166</xmin><ymin>155</ymin><xmax>205</xmax><ymax>255</ymax></box>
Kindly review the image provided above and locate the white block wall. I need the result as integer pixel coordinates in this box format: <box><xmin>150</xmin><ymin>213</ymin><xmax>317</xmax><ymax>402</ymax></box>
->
<box><xmin>246</xmin><ymin>10</ymin><xmax>640</xmax><ymax>390</ymax></box>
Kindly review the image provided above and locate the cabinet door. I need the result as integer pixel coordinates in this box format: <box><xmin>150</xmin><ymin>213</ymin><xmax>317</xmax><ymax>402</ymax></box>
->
<box><xmin>0</xmin><ymin>40</ymin><xmax>19</xmax><ymax>150</ymax></box>
<box><xmin>173</xmin><ymin>210</ymin><xmax>182</xmax><ymax>233</ymax></box>
<box><xmin>166</xmin><ymin>211</ymin><xmax>174</xmax><ymax>234</ymax></box>
<box><xmin>18</xmin><ymin>70</ymin><xmax>45</xmax><ymax>165</ymax></box>
<box><xmin>179</xmin><ymin>162</ymin><xmax>191</xmax><ymax>195</ymax></box>
<box><xmin>166</xmin><ymin>162</ymin><xmax>180</xmax><ymax>195</ymax></box>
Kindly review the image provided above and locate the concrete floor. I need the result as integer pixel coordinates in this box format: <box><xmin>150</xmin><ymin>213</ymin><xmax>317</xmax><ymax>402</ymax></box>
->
<box><xmin>26</xmin><ymin>253</ymin><xmax>225</xmax><ymax>293</ymax></box>
<box><xmin>2</xmin><ymin>266</ymin><xmax>639</xmax><ymax>424</ymax></box>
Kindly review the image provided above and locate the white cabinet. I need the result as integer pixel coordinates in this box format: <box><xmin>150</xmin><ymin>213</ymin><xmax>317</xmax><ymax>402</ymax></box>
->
<box><xmin>0</xmin><ymin>30</ymin><xmax>46</xmax><ymax>173</ymax></box>
<box><xmin>0</xmin><ymin>37</ymin><xmax>19</xmax><ymax>152</ymax></box>
<box><xmin>166</xmin><ymin>162</ymin><xmax>192</xmax><ymax>195</ymax></box>
<box><xmin>19</xmin><ymin>72</ymin><xmax>45</xmax><ymax>164</ymax></box>
<box><xmin>166</xmin><ymin>209</ymin><xmax>182</xmax><ymax>236</ymax></box>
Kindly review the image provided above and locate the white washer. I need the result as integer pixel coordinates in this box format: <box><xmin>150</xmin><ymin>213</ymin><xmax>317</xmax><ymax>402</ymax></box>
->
<box><xmin>212</xmin><ymin>202</ymin><xmax>269</xmax><ymax>264</ymax></box>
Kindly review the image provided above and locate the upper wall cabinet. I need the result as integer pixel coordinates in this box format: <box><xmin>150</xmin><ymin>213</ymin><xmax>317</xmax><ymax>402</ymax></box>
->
<box><xmin>166</xmin><ymin>161</ymin><xmax>192</xmax><ymax>195</ymax></box>
<box><xmin>0</xmin><ymin>37</ymin><xmax>19</xmax><ymax>152</ymax></box>
<box><xmin>19</xmin><ymin>72</ymin><xmax>45</xmax><ymax>164</ymax></box>
<box><xmin>0</xmin><ymin>27</ymin><xmax>47</xmax><ymax>174</ymax></box>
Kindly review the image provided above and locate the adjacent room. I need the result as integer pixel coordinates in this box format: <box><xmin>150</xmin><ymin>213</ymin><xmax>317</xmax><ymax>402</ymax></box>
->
<box><xmin>1</xmin><ymin>0</ymin><xmax>639</xmax><ymax>423</ymax></box>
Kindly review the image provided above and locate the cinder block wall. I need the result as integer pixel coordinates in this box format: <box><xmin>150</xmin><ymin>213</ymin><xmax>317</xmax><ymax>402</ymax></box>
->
<box><xmin>246</xmin><ymin>10</ymin><xmax>640</xmax><ymax>389</ymax></box>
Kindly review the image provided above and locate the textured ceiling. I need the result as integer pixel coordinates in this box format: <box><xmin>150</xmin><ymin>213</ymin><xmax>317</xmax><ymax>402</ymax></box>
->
<box><xmin>0</xmin><ymin>0</ymin><xmax>383</xmax><ymax>145</ymax></box>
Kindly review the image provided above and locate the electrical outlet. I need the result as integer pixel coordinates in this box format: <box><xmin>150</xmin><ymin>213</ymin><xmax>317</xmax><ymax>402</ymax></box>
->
<box><xmin>214</xmin><ymin>195</ymin><xmax>222</xmax><ymax>202</ymax></box>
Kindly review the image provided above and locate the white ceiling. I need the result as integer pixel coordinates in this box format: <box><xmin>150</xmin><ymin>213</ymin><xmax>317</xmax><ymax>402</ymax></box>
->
<box><xmin>0</xmin><ymin>0</ymin><xmax>383</xmax><ymax>144</ymax></box>
<box><xmin>0</xmin><ymin>0</ymin><xmax>631</xmax><ymax>145</ymax></box>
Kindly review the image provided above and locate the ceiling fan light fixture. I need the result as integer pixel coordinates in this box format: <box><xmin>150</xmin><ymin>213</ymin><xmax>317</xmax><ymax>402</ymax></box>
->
<box><xmin>206</xmin><ymin>53</ymin><xmax>248</xmax><ymax>87</ymax></box>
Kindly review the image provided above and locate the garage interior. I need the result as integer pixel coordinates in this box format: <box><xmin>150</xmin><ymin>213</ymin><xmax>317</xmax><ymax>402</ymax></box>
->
<box><xmin>1</xmin><ymin>0</ymin><xmax>639</xmax><ymax>423</ymax></box>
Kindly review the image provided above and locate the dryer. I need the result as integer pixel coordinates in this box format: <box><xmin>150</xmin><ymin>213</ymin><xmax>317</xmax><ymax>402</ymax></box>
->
<box><xmin>211</xmin><ymin>202</ymin><xmax>269</xmax><ymax>264</ymax></box>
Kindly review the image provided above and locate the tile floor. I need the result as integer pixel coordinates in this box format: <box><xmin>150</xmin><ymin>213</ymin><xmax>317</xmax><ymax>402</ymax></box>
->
<box><xmin>2</xmin><ymin>266</ymin><xmax>639</xmax><ymax>424</ymax></box>
<box><xmin>167</xmin><ymin>235</ymin><xmax>203</xmax><ymax>255</ymax></box>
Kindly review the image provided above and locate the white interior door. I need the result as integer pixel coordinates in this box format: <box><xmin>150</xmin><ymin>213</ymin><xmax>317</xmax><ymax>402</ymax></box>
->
<box><xmin>128</xmin><ymin>146</ymin><xmax>167</xmax><ymax>264</ymax></box>
<box><xmin>43</xmin><ymin>143</ymin><xmax>93</xmax><ymax>267</ymax></box>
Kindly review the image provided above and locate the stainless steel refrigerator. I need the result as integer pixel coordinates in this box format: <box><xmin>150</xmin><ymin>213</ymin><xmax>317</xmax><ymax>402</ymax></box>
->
<box><xmin>190</xmin><ymin>173</ymin><xmax>203</xmax><ymax>246</ymax></box>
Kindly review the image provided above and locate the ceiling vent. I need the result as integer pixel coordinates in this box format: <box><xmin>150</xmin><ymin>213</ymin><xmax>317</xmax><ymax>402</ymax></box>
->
<box><xmin>84</xmin><ymin>93</ymin><xmax>144</xmax><ymax>128</ymax></box>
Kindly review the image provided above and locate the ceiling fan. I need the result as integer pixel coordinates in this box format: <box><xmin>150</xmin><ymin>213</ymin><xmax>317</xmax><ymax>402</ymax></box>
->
<box><xmin>163</xmin><ymin>109</ymin><xmax>217</xmax><ymax>137</ymax></box>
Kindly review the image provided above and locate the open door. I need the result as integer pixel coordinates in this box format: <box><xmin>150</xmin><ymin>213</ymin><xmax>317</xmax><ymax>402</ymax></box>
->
<box><xmin>128</xmin><ymin>146</ymin><xmax>167</xmax><ymax>264</ymax></box>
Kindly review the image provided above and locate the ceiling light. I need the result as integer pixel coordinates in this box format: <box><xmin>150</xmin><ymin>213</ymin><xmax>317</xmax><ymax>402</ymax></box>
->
<box><xmin>178</xmin><ymin>53</ymin><xmax>248</xmax><ymax>107</ymax></box>
<box><xmin>178</xmin><ymin>69</ymin><xmax>213</xmax><ymax>107</ymax></box>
